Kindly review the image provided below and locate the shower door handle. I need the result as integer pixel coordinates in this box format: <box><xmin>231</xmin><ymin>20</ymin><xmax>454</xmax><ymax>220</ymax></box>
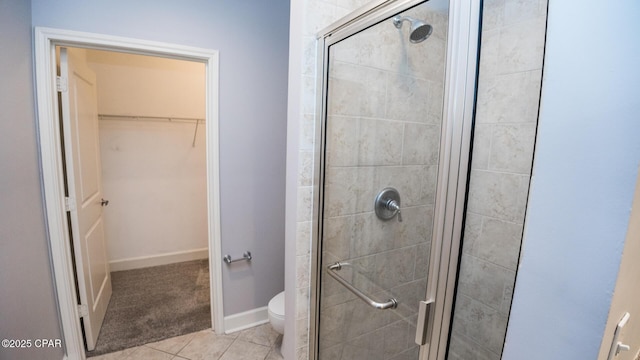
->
<box><xmin>415</xmin><ymin>299</ymin><xmax>434</xmax><ymax>346</ymax></box>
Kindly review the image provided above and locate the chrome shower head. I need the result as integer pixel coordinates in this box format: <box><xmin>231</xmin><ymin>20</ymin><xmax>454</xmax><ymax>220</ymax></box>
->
<box><xmin>393</xmin><ymin>15</ymin><xmax>433</xmax><ymax>43</ymax></box>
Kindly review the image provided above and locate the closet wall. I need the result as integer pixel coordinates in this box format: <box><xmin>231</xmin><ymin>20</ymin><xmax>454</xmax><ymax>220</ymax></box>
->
<box><xmin>85</xmin><ymin>49</ymin><xmax>207</xmax><ymax>270</ymax></box>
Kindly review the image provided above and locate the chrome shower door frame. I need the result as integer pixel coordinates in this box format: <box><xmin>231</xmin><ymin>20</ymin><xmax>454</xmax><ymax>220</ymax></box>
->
<box><xmin>310</xmin><ymin>0</ymin><xmax>481</xmax><ymax>359</ymax></box>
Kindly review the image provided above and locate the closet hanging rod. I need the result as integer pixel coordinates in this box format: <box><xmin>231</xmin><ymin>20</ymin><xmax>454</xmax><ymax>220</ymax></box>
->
<box><xmin>98</xmin><ymin>114</ymin><xmax>205</xmax><ymax>123</ymax></box>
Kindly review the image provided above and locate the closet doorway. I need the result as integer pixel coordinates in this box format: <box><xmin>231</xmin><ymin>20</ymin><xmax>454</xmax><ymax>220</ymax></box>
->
<box><xmin>35</xmin><ymin>28</ymin><xmax>223</xmax><ymax>360</ymax></box>
<box><xmin>58</xmin><ymin>46</ymin><xmax>211</xmax><ymax>355</ymax></box>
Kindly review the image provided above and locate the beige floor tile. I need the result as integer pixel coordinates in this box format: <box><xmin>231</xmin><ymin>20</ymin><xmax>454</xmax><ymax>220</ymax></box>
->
<box><xmin>94</xmin><ymin>326</ymin><xmax>279</xmax><ymax>360</ymax></box>
<box><xmin>89</xmin><ymin>346</ymin><xmax>138</xmax><ymax>359</ymax></box>
<box><xmin>265</xmin><ymin>347</ymin><xmax>284</xmax><ymax>360</ymax></box>
<box><xmin>122</xmin><ymin>346</ymin><xmax>174</xmax><ymax>359</ymax></box>
<box><xmin>89</xmin><ymin>351</ymin><xmax>126</xmax><ymax>360</ymax></box>
<box><xmin>237</xmin><ymin>324</ymin><xmax>281</xmax><ymax>347</ymax></box>
<box><xmin>177</xmin><ymin>330</ymin><xmax>235</xmax><ymax>360</ymax></box>
<box><xmin>147</xmin><ymin>331</ymin><xmax>198</xmax><ymax>354</ymax></box>
<box><xmin>219</xmin><ymin>339</ymin><xmax>270</xmax><ymax>360</ymax></box>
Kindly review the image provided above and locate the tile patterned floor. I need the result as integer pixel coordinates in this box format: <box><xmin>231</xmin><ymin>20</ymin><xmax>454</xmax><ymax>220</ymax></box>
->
<box><xmin>91</xmin><ymin>324</ymin><xmax>283</xmax><ymax>360</ymax></box>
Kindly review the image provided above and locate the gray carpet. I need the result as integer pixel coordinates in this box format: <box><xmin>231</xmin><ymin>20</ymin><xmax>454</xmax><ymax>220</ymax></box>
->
<box><xmin>87</xmin><ymin>259</ymin><xmax>211</xmax><ymax>357</ymax></box>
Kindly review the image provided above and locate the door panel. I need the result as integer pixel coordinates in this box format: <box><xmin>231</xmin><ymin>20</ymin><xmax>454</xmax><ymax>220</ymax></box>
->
<box><xmin>86</xmin><ymin>219</ymin><xmax>108</xmax><ymax>305</ymax></box>
<box><xmin>317</xmin><ymin>2</ymin><xmax>449</xmax><ymax>359</ymax></box>
<box><xmin>60</xmin><ymin>47</ymin><xmax>112</xmax><ymax>351</ymax></box>
<box><xmin>75</xmin><ymin>76</ymin><xmax>100</xmax><ymax>202</ymax></box>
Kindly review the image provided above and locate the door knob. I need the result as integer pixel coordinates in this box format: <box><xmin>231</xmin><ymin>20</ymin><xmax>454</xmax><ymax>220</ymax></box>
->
<box><xmin>100</xmin><ymin>198</ymin><xmax>109</xmax><ymax>207</ymax></box>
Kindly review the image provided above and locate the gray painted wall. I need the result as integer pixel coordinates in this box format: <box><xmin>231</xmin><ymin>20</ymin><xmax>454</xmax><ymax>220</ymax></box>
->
<box><xmin>31</xmin><ymin>0</ymin><xmax>290</xmax><ymax>316</ymax></box>
<box><xmin>503</xmin><ymin>1</ymin><xmax>640</xmax><ymax>358</ymax></box>
<box><xmin>0</xmin><ymin>1</ymin><xmax>64</xmax><ymax>359</ymax></box>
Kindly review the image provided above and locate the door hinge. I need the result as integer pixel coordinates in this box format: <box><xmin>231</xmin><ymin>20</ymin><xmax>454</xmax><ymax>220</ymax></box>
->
<box><xmin>56</xmin><ymin>76</ymin><xmax>68</xmax><ymax>93</ymax></box>
<box><xmin>77</xmin><ymin>304</ymin><xmax>88</xmax><ymax>318</ymax></box>
<box><xmin>415</xmin><ymin>300</ymin><xmax>434</xmax><ymax>346</ymax></box>
<box><xmin>64</xmin><ymin>197</ymin><xmax>76</xmax><ymax>212</ymax></box>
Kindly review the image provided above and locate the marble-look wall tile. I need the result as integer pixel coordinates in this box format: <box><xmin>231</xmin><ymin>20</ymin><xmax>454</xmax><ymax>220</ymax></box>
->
<box><xmin>375</xmin><ymin>165</ymin><xmax>438</xmax><ymax>207</ymax></box>
<box><xmin>395</xmin><ymin>206</ymin><xmax>432</xmax><ymax>249</ymax></box>
<box><xmin>496</xmin><ymin>17</ymin><xmax>546</xmax><ymax>74</ymax></box>
<box><xmin>304</xmin><ymin>0</ymin><xmax>340</xmax><ymax>36</ymax></box>
<box><xmin>426</xmin><ymin>80</ymin><xmax>446</xmax><ymax>122</ymax></box>
<box><xmin>503</xmin><ymin>0</ymin><xmax>548</xmax><ymax>26</ymax></box>
<box><xmin>358</xmin><ymin>118</ymin><xmax>404</xmax><ymax>166</ymax></box>
<box><xmin>450</xmin><ymin>0</ymin><xmax>547</xmax><ymax>358</ymax></box>
<box><xmin>500</xmin><ymin>281</ymin><xmax>514</xmax><ymax>315</ymax></box>
<box><xmin>383</xmin><ymin>321</ymin><xmax>411</xmax><ymax>356</ymax></box>
<box><xmin>297</xmin><ymin>254</ymin><xmax>311</xmax><ymax>289</ymax></box>
<box><xmin>328</xmin><ymin>61</ymin><xmax>387</xmax><ymax>118</ymax></box>
<box><xmin>462</xmin><ymin>213</ymin><xmax>523</xmax><ymax>270</ymax></box>
<box><xmin>457</xmin><ymin>254</ymin><xmax>516</xmax><ymax>310</ymax></box>
<box><xmin>470</xmin><ymin>124</ymin><xmax>492</xmax><ymax>170</ymax></box>
<box><xmin>302</xmin><ymin>36</ymin><xmax>318</xmax><ymax>77</ymax></box>
<box><xmin>297</xmin><ymin>221</ymin><xmax>312</xmax><ymax>257</ymax></box>
<box><xmin>324</xmin><ymin>166</ymin><xmax>375</xmax><ymax>217</ymax></box>
<box><xmin>299</xmin><ymin>150</ymin><xmax>315</xmax><ymax>186</ymax></box>
<box><xmin>414</xmin><ymin>242</ymin><xmax>431</xmax><ymax>280</ymax></box>
<box><xmin>448</xmin><ymin>334</ymin><xmax>501</xmax><ymax>360</ymax></box>
<box><xmin>482</xmin><ymin>0</ymin><xmax>506</xmax><ymax>32</ymax></box>
<box><xmin>476</xmin><ymin>29</ymin><xmax>500</xmax><ymax>78</ymax></box>
<box><xmin>296</xmin><ymin>0</ymin><xmax>369</xmax><ymax>358</ymax></box>
<box><xmin>348</xmin><ymin>213</ymin><xmax>397</xmax><ymax>258</ymax></box>
<box><xmin>402</xmin><ymin>123</ymin><xmax>441</xmax><ymax>166</ymax></box>
<box><xmin>332</xmin><ymin>20</ymin><xmax>406</xmax><ymax>73</ymax></box>
<box><xmin>297</xmin><ymin>317</ymin><xmax>310</xmax><ymax>348</ymax></box>
<box><xmin>390</xmin><ymin>278</ymin><xmax>428</xmax><ymax>320</ymax></box>
<box><xmin>489</xmin><ymin>123</ymin><xmax>537</xmax><ymax>174</ymax></box>
<box><xmin>373</xmin><ymin>247</ymin><xmax>416</xmax><ymax>290</ymax></box>
<box><xmin>476</xmin><ymin>70</ymin><xmax>543</xmax><ymax>124</ymax></box>
<box><xmin>451</xmin><ymin>296</ymin><xmax>509</xmax><ymax>354</ymax></box>
<box><xmin>385</xmin><ymin>74</ymin><xmax>431</xmax><ymax>123</ymax></box>
<box><xmin>326</xmin><ymin>116</ymin><xmax>359</xmax><ymax>167</ymax></box>
<box><xmin>466</xmin><ymin>170</ymin><xmax>529</xmax><ymax>223</ymax></box>
<box><xmin>297</xmin><ymin>186</ymin><xmax>314</xmax><ymax>222</ymax></box>
<box><xmin>302</xmin><ymin>76</ymin><xmax>317</xmax><ymax>115</ymax></box>
<box><xmin>323</xmin><ymin>215</ymin><xmax>355</xmax><ymax>259</ymax></box>
<box><xmin>300</xmin><ymin>114</ymin><xmax>316</xmax><ymax>151</ymax></box>
<box><xmin>318</xmin><ymin>344</ymin><xmax>343</xmax><ymax>360</ymax></box>
<box><xmin>297</xmin><ymin>345</ymin><xmax>310</xmax><ymax>360</ymax></box>
<box><xmin>483</xmin><ymin>0</ymin><xmax>548</xmax><ymax>31</ymax></box>
<box><xmin>297</xmin><ymin>285</ymin><xmax>310</xmax><ymax>320</ymax></box>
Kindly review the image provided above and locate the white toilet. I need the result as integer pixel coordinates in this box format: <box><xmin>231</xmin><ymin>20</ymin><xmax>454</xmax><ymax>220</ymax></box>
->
<box><xmin>268</xmin><ymin>291</ymin><xmax>285</xmax><ymax>334</ymax></box>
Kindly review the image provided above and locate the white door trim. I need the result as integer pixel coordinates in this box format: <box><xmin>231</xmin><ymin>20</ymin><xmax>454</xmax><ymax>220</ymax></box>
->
<box><xmin>34</xmin><ymin>27</ymin><xmax>224</xmax><ymax>360</ymax></box>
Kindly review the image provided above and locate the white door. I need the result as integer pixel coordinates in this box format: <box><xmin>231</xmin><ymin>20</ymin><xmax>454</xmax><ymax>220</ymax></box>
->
<box><xmin>59</xmin><ymin>47</ymin><xmax>112</xmax><ymax>351</ymax></box>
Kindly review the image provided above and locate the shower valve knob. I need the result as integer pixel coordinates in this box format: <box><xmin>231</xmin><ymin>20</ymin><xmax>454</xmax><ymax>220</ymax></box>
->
<box><xmin>375</xmin><ymin>187</ymin><xmax>402</xmax><ymax>222</ymax></box>
<box><xmin>387</xmin><ymin>200</ymin><xmax>402</xmax><ymax>222</ymax></box>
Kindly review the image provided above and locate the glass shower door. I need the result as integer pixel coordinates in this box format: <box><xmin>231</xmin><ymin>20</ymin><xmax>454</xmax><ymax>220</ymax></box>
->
<box><xmin>316</xmin><ymin>1</ymin><xmax>451</xmax><ymax>359</ymax></box>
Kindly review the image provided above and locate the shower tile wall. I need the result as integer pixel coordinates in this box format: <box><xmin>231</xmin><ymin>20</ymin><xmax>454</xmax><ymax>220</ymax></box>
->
<box><xmin>448</xmin><ymin>1</ymin><xmax>547</xmax><ymax>359</ymax></box>
<box><xmin>295</xmin><ymin>1</ymin><xmax>369</xmax><ymax>359</ymax></box>
<box><xmin>318</xmin><ymin>5</ymin><xmax>448</xmax><ymax>360</ymax></box>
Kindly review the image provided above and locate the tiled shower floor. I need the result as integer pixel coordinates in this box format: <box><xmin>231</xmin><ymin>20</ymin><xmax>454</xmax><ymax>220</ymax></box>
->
<box><xmin>91</xmin><ymin>324</ymin><xmax>283</xmax><ymax>360</ymax></box>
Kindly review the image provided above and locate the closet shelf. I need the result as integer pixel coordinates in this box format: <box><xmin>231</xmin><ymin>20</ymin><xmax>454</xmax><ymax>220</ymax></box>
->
<box><xmin>98</xmin><ymin>114</ymin><xmax>205</xmax><ymax>147</ymax></box>
<box><xmin>98</xmin><ymin>114</ymin><xmax>205</xmax><ymax>123</ymax></box>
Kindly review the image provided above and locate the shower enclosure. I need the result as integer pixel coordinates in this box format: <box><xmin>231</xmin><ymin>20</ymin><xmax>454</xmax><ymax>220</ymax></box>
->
<box><xmin>310</xmin><ymin>0</ymin><xmax>481</xmax><ymax>359</ymax></box>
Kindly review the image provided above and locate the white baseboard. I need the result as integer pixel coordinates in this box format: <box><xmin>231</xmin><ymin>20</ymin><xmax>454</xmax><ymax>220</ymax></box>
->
<box><xmin>109</xmin><ymin>248</ymin><xmax>209</xmax><ymax>271</ymax></box>
<box><xmin>224</xmin><ymin>306</ymin><xmax>269</xmax><ymax>334</ymax></box>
